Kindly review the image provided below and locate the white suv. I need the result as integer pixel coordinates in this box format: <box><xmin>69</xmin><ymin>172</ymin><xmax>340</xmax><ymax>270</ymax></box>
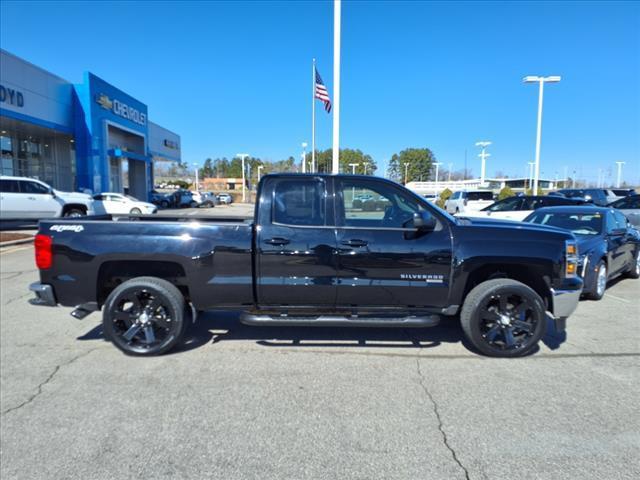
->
<box><xmin>445</xmin><ymin>190</ymin><xmax>495</xmax><ymax>215</ymax></box>
<box><xmin>0</xmin><ymin>176</ymin><xmax>95</xmax><ymax>220</ymax></box>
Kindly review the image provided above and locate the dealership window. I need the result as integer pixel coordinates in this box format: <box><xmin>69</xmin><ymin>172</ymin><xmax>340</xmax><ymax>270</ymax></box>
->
<box><xmin>0</xmin><ymin>118</ymin><xmax>75</xmax><ymax>190</ymax></box>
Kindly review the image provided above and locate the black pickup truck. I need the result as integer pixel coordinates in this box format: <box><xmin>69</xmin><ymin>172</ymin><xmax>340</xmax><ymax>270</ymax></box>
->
<box><xmin>29</xmin><ymin>174</ymin><xmax>583</xmax><ymax>357</ymax></box>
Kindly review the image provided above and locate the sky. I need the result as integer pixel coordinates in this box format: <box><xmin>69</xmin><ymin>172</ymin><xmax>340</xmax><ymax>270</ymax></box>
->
<box><xmin>1</xmin><ymin>0</ymin><xmax>639</xmax><ymax>184</ymax></box>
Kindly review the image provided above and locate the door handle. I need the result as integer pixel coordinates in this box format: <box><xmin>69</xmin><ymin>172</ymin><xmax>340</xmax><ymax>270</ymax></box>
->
<box><xmin>265</xmin><ymin>237</ymin><xmax>290</xmax><ymax>246</ymax></box>
<box><xmin>341</xmin><ymin>239</ymin><xmax>368</xmax><ymax>247</ymax></box>
<box><xmin>28</xmin><ymin>197</ymin><xmax>36</xmax><ymax>200</ymax></box>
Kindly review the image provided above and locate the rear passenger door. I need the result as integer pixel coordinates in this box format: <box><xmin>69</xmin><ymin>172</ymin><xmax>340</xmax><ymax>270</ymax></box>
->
<box><xmin>256</xmin><ymin>177</ymin><xmax>338</xmax><ymax>306</ymax></box>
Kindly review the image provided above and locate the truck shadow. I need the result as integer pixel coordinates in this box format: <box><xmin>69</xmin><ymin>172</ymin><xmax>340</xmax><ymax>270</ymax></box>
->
<box><xmin>78</xmin><ymin>311</ymin><xmax>566</xmax><ymax>356</ymax></box>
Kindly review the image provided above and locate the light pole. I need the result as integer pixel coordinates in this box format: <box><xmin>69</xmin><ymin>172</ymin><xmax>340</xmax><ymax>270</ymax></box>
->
<box><xmin>475</xmin><ymin>141</ymin><xmax>491</xmax><ymax>186</ymax></box>
<box><xmin>615</xmin><ymin>161</ymin><xmax>625</xmax><ymax>188</ymax></box>
<box><xmin>523</xmin><ymin>75</ymin><xmax>561</xmax><ymax>195</ymax></box>
<box><xmin>448</xmin><ymin>163</ymin><xmax>453</xmax><ymax>182</ymax></box>
<box><xmin>404</xmin><ymin>162</ymin><xmax>410</xmax><ymax>184</ymax></box>
<box><xmin>236</xmin><ymin>153</ymin><xmax>250</xmax><ymax>202</ymax></box>
<box><xmin>363</xmin><ymin>162</ymin><xmax>370</xmax><ymax>175</ymax></box>
<box><xmin>433</xmin><ymin>162</ymin><xmax>442</xmax><ymax>196</ymax></box>
<box><xmin>193</xmin><ymin>163</ymin><xmax>199</xmax><ymax>191</ymax></box>
<box><xmin>257</xmin><ymin>165</ymin><xmax>264</xmax><ymax>181</ymax></box>
<box><xmin>302</xmin><ymin>142</ymin><xmax>308</xmax><ymax>173</ymax></box>
<box><xmin>528</xmin><ymin>162</ymin><xmax>535</xmax><ymax>190</ymax></box>
<box><xmin>348</xmin><ymin>162</ymin><xmax>359</xmax><ymax>174</ymax></box>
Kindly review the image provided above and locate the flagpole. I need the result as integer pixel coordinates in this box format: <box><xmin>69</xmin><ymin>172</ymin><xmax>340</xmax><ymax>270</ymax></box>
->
<box><xmin>332</xmin><ymin>0</ymin><xmax>341</xmax><ymax>174</ymax></box>
<box><xmin>311</xmin><ymin>58</ymin><xmax>316</xmax><ymax>173</ymax></box>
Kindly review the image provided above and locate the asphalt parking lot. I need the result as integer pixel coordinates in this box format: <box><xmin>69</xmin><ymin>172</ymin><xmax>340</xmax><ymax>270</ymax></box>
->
<box><xmin>1</xmin><ymin>242</ymin><xmax>639</xmax><ymax>480</ymax></box>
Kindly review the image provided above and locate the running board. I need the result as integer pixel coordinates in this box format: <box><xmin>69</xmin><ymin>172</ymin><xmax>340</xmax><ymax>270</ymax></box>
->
<box><xmin>240</xmin><ymin>313</ymin><xmax>440</xmax><ymax>328</ymax></box>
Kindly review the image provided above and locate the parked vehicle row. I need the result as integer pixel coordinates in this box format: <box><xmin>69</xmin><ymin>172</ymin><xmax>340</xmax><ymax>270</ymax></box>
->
<box><xmin>150</xmin><ymin>189</ymin><xmax>234</xmax><ymax>208</ymax></box>
<box><xmin>1</xmin><ymin>175</ymin><xmax>95</xmax><ymax>220</ymax></box>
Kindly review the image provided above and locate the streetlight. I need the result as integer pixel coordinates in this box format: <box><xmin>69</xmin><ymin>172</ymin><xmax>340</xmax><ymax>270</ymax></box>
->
<box><xmin>615</xmin><ymin>161</ymin><xmax>625</xmax><ymax>188</ymax></box>
<box><xmin>433</xmin><ymin>162</ymin><xmax>442</xmax><ymax>196</ymax></box>
<box><xmin>348</xmin><ymin>163</ymin><xmax>359</xmax><ymax>174</ymax></box>
<box><xmin>236</xmin><ymin>153</ymin><xmax>250</xmax><ymax>202</ymax></box>
<box><xmin>448</xmin><ymin>163</ymin><xmax>453</xmax><ymax>182</ymax></box>
<box><xmin>301</xmin><ymin>142</ymin><xmax>308</xmax><ymax>173</ymax></box>
<box><xmin>363</xmin><ymin>162</ymin><xmax>370</xmax><ymax>175</ymax></box>
<box><xmin>475</xmin><ymin>141</ymin><xmax>491</xmax><ymax>186</ymax></box>
<box><xmin>192</xmin><ymin>163</ymin><xmax>199</xmax><ymax>192</ymax></box>
<box><xmin>523</xmin><ymin>75</ymin><xmax>562</xmax><ymax>194</ymax></box>
<box><xmin>404</xmin><ymin>162</ymin><xmax>410</xmax><ymax>184</ymax></box>
<box><xmin>257</xmin><ymin>165</ymin><xmax>264</xmax><ymax>182</ymax></box>
<box><xmin>528</xmin><ymin>161</ymin><xmax>535</xmax><ymax>190</ymax></box>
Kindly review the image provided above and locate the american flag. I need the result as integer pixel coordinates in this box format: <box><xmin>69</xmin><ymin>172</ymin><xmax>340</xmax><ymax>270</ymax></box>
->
<box><xmin>315</xmin><ymin>68</ymin><xmax>332</xmax><ymax>113</ymax></box>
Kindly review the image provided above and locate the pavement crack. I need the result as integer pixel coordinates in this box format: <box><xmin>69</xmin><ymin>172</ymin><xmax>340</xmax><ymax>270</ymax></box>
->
<box><xmin>1</xmin><ymin>348</ymin><xmax>97</xmax><ymax>416</ymax></box>
<box><xmin>416</xmin><ymin>357</ymin><xmax>471</xmax><ymax>480</ymax></box>
<box><xmin>3</xmin><ymin>292</ymin><xmax>31</xmax><ymax>306</ymax></box>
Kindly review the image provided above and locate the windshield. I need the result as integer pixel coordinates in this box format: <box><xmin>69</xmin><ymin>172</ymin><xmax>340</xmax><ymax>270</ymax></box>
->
<box><xmin>527</xmin><ymin>212</ymin><xmax>603</xmax><ymax>235</ymax></box>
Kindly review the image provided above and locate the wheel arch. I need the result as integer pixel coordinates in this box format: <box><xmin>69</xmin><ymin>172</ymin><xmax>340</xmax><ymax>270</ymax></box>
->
<box><xmin>97</xmin><ymin>260</ymin><xmax>189</xmax><ymax>307</ymax></box>
<box><xmin>461</xmin><ymin>262</ymin><xmax>553</xmax><ymax>310</ymax></box>
<box><xmin>61</xmin><ymin>203</ymin><xmax>88</xmax><ymax>215</ymax></box>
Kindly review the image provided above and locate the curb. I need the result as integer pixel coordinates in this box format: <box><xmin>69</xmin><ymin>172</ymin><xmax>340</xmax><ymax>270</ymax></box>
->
<box><xmin>0</xmin><ymin>237</ymin><xmax>35</xmax><ymax>249</ymax></box>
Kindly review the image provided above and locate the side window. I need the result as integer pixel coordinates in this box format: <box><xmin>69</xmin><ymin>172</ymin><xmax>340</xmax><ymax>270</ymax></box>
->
<box><xmin>488</xmin><ymin>197</ymin><xmax>521</xmax><ymax>211</ymax></box>
<box><xmin>93</xmin><ymin>195</ymin><xmax>104</xmax><ymax>201</ymax></box>
<box><xmin>521</xmin><ymin>198</ymin><xmax>544</xmax><ymax>210</ymax></box>
<box><xmin>614</xmin><ymin>211</ymin><xmax>628</xmax><ymax>228</ymax></box>
<box><xmin>451</xmin><ymin>192</ymin><xmax>460</xmax><ymax>200</ymax></box>
<box><xmin>605</xmin><ymin>212</ymin><xmax>618</xmax><ymax>233</ymax></box>
<box><xmin>339</xmin><ymin>179</ymin><xmax>422</xmax><ymax>228</ymax></box>
<box><xmin>20</xmin><ymin>181</ymin><xmax>50</xmax><ymax>195</ymax></box>
<box><xmin>272</xmin><ymin>179</ymin><xmax>325</xmax><ymax>226</ymax></box>
<box><xmin>0</xmin><ymin>179</ymin><xmax>20</xmax><ymax>193</ymax></box>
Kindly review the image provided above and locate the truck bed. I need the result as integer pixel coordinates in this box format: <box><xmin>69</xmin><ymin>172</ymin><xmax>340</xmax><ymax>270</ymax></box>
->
<box><xmin>37</xmin><ymin>215</ymin><xmax>255</xmax><ymax>309</ymax></box>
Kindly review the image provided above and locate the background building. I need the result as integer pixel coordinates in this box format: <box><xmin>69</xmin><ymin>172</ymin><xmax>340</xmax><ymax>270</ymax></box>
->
<box><xmin>406</xmin><ymin>177</ymin><xmax>557</xmax><ymax>196</ymax></box>
<box><xmin>0</xmin><ymin>49</ymin><xmax>180</xmax><ymax>200</ymax></box>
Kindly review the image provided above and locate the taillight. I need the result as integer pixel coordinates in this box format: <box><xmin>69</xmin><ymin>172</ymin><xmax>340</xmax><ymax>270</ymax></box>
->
<box><xmin>35</xmin><ymin>234</ymin><xmax>53</xmax><ymax>270</ymax></box>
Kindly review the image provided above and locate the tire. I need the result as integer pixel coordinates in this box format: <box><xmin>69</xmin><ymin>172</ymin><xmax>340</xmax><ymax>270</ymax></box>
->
<box><xmin>587</xmin><ymin>260</ymin><xmax>607</xmax><ymax>300</ymax></box>
<box><xmin>130</xmin><ymin>208</ymin><xmax>142</xmax><ymax>215</ymax></box>
<box><xmin>189</xmin><ymin>201</ymin><xmax>198</xmax><ymax>208</ymax></box>
<box><xmin>626</xmin><ymin>251</ymin><xmax>640</xmax><ymax>279</ymax></box>
<box><xmin>160</xmin><ymin>200</ymin><xmax>169</xmax><ymax>209</ymax></box>
<box><xmin>102</xmin><ymin>277</ymin><xmax>188</xmax><ymax>356</ymax></box>
<box><xmin>460</xmin><ymin>278</ymin><xmax>546</xmax><ymax>357</ymax></box>
<box><xmin>63</xmin><ymin>208</ymin><xmax>85</xmax><ymax>218</ymax></box>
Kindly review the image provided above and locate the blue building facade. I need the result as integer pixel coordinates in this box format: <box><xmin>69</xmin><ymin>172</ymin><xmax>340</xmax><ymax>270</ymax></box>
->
<box><xmin>0</xmin><ymin>49</ymin><xmax>180</xmax><ymax>199</ymax></box>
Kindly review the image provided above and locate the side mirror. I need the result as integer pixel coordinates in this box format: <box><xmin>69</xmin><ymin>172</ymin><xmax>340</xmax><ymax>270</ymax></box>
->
<box><xmin>50</xmin><ymin>189</ymin><xmax>57</xmax><ymax>199</ymax></box>
<box><xmin>609</xmin><ymin>228</ymin><xmax>626</xmax><ymax>237</ymax></box>
<box><xmin>413</xmin><ymin>211</ymin><xmax>437</xmax><ymax>231</ymax></box>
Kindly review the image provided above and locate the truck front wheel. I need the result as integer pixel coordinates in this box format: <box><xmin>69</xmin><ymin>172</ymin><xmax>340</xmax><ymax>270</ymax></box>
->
<box><xmin>102</xmin><ymin>277</ymin><xmax>188</xmax><ymax>356</ymax></box>
<box><xmin>460</xmin><ymin>279</ymin><xmax>546</xmax><ymax>357</ymax></box>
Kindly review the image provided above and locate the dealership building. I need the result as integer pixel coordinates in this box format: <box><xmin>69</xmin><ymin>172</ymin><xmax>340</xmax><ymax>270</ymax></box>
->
<box><xmin>0</xmin><ymin>49</ymin><xmax>181</xmax><ymax>200</ymax></box>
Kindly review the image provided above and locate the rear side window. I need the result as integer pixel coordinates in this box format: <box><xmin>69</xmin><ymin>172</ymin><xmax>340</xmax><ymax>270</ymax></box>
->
<box><xmin>0</xmin><ymin>179</ymin><xmax>20</xmax><ymax>193</ymax></box>
<box><xmin>19</xmin><ymin>181</ymin><xmax>50</xmax><ymax>194</ymax></box>
<box><xmin>467</xmin><ymin>191</ymin><xmax>493</xmax><ymax>201</ymax></box>
<box><xmin>272</xmin><ymin>179</ymin><xmax>326</xmax><ymax>226</ymax></box>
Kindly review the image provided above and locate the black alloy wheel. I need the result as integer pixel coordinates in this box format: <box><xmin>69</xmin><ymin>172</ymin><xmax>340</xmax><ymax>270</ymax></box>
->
<box><xmin>103</xmin><ymin>277</ymin><xmax>187</xmax><ymax>356</ymax></box>
<box><xmin>461</xmin><ymin>278</ymin><xmax>546</xmax><ymax>357</ymax></box>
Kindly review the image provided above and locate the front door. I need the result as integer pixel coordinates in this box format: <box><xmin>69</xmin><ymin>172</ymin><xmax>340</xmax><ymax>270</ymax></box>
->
<box><xmin>334</xmin><ymin>178</ymin><xmax>453</xmax><ymax>309</ymax></box>
<box><xmin>19</xmin><ymin>180</ymin><xmax>61</xmax><ymax>219</ymax></box>
<box><xmin>256</xmin><ymin>177</ymin><xmax>337</xmax><ymax>306</ymax></box>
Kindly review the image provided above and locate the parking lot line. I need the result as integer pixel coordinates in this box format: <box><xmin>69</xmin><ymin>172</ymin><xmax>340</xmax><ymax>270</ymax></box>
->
<box><xmin>604</xmin><ymin>293</ymin><xmax>631</xmax><ymax>304</ymax></box>
<box><xmin>0</xmin><ymin>245</ymin><xmax>32</xmax><ymax>255</ymax></box>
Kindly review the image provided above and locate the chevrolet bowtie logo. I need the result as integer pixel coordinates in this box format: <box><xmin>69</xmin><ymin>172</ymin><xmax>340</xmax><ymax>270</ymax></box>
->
<box><xmin>95</xmin><ymin>93</ymin><xmax>113</xmax><ymax>110</ymax></box>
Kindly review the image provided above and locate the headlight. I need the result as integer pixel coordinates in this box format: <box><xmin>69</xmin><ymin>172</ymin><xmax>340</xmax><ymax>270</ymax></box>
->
<box><xmin>565</xmin><ymin>240</ymin><xmax>579</xmax><ymax>278</ymax></box>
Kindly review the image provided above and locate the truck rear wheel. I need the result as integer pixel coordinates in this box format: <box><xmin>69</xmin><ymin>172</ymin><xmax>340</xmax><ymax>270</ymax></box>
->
<box><xmin>460</xmin><ymin>279</ymin><xmax>546</xmax><ymax>357</ymax></box>
<box><xmin>102</xmin><ymin>277</ymin><xmax>188</xmax><ymax>356</ymax></box>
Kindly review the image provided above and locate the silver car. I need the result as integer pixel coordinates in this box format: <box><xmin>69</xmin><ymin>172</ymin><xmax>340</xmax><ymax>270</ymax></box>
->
<box><xmin>609</xmin><ymin>194</ymin><xmax>640</xmax><ymax>228</ymax></box>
